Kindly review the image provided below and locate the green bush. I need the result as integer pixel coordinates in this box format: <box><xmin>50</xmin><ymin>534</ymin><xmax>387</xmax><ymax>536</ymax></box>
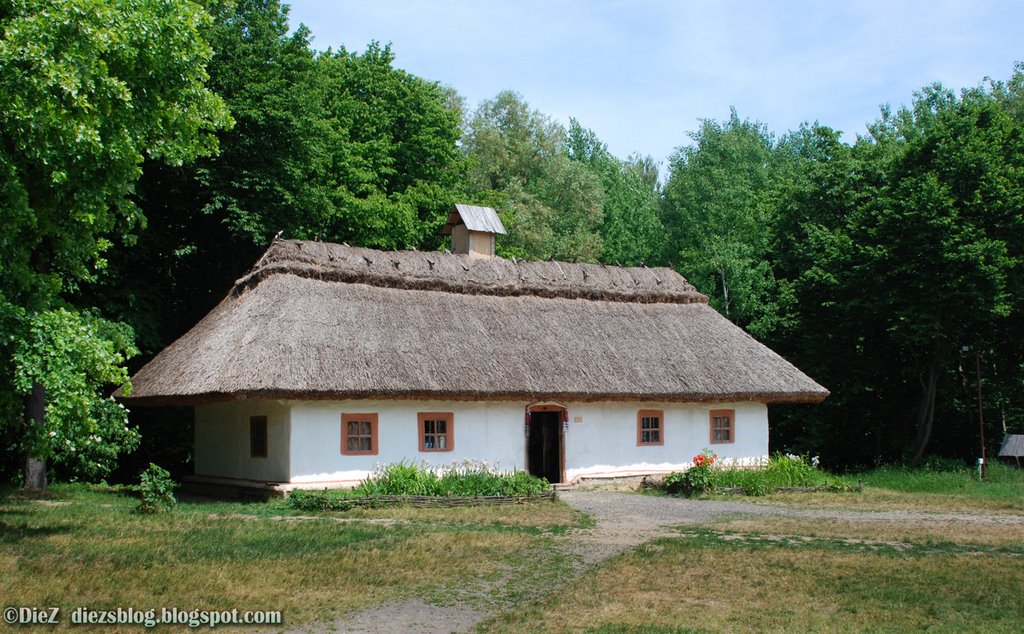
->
<box><xmin>436</xmin><ymin>461</ymin><xmax>550</xmax><ymax>496</ymax></box>
<box><xmin>355</xmin><ymin>461</ymin><xmax>443</xmax><ymax>496</ymax></box>
<box><xmin>661</xmin><ymin>450</ymin><xmax>718</xmax><ymax>496</ymax></box>
<box><xmin>137</xmin><ymin>463</ymin><xmax>176</xmax><ymax>514</ymax></box>
<box><xmin>660</xmin><ymin>471</ymin><xmax>688</xmax><ymax>495</ymax></box>
<box><xmin>659</xmin><ymin>452</ymin><xmax>836</xmax><ymax>497</ymax></box>
<box><xmin>287</xmin><ymin>460</ymin><xmax>551</xmax><ymax>511</ymax></box>
<box><xmin>354</xmin><ymin>460</ymin><xmax>549</xmax><ymax>498</ymax></box>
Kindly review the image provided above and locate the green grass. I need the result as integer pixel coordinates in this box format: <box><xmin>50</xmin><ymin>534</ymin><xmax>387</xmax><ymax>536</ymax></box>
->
<box><xmin>711</xmin><ymin>455</ymin><xmax>835</xmax><ymax>491</ymax></box>
<box><xmin>3</xmin><ymin>464</ymin><xmax>1022</xmax><ymax>632</ymax></box>
<box><xmin>850</xmin><ymin>461</ymin><xmax>1024</xmax><ymax>500</ymax></box>
<box><xmin>479</xmin><ymin>529</ymin><xmax>1024</xmax><ymax>633</ymax></box>
<box><xmin>0</xmin><ymin>484</ymin><xmax>578</xmax><ymax>631</ymax></box>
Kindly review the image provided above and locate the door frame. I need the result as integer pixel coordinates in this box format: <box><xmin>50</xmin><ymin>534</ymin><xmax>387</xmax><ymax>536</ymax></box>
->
<box><xmin>525</xmin><ymin>402</ymin><xmax>566</xmax><ymax>484</ymax></box>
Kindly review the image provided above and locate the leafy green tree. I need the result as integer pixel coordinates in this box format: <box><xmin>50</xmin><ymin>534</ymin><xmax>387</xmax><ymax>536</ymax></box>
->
<box><xmin>765</xmin><ymin>123</ymin><xmax>890</xmax><ymax>464</ymax></box>
<box><xmin>662</xmin><ymin>109</ymin><xmax>781</xmax><ymax>335</ymax></box>
<box><xmin>463</xmin><ymin>91</ymin><xmax>604</xmax><ymax>261</ymax></box>
<box><xmin>83</xmin><ymin>6</ymin><xmax>465</xmax><ymax>477</ymax></box>
<box><xmin>97</xmin><ymin>0</ymin><xmax>331</xmax><ymax>354</ymax></box>
<box><xmin>854</xmin><ymin>83</ymin><xmax>1022</xmax><ymax>462</ymax></box>
<box><xmin>99</xmin><ymin>8</ymin><xmax>466</xmax><ymax>354</ymax></box>
<box><xmin>567</xmin><ymin>119</ymin><xmax>665</xmax><ymax>266</ymax></box>
<box><xmin>317</xmin><ymin>42</ymin><xmax>464</xmax><ymax>249</ymax></box>
<box><xmin>993</xmin><ymin>61</ymin><xmax>1024</xmax><ymax>124</ymax></box>
<box><xmin>12</xmin><ymin>309</ymin><xmax>140</xmax><ymax>481</ymax></box>
<box><xmin>0</xmin><ymin>0</ymin><xmax>230</xmax><ymax>487</ymax></box>
<box><xmin>771</xmin><ymin>77</ymin><xmax>1024</xmax><ymax>465</ymax></box>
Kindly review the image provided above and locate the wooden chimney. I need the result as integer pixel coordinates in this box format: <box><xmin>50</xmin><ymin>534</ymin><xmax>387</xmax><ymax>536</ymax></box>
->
<box><xmin>442</xmin><ymin>204</ymin><xmax>506</xmax><ymax>258</ymax></box>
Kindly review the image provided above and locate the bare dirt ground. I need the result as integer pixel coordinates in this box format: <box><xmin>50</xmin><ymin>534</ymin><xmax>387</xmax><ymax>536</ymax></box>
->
<box><xmin>285</xmin><ymin>491</ymin><xmax>1024</xmax><ymax>634</ymax></box>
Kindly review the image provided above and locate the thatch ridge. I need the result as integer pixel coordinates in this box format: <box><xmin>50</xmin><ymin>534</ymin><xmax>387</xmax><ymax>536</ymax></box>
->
<box><xmin>123</xmin><ymin>246</ymin><xmax>830</xmax><ymax>405</ymax></box>
<box><xmin>232</xmin><ymin>240</ymin><xmax>708</xmax><ymax>305</ymax></box>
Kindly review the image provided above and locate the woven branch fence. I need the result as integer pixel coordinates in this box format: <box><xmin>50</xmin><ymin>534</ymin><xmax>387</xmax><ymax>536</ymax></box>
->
<box><xmin>352</xmin><ymin>491</ymin><xmax>557</xmax><ymax>507</ymax></box>
<box><xmin>716</xmin><ymin>483</ymin><xmax>863</xmax><ymax>494</ymax></box>
<box><xmin>291</xmin><ymin>490</ymin><xmax>557</xmax><ymax>511</ymax></box>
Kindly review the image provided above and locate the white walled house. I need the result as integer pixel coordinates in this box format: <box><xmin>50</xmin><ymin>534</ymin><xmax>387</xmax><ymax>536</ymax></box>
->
<box><xmin>120</xmin><ymin>206</ymin><xmax>827</xmax><ymax>492</ymax></box>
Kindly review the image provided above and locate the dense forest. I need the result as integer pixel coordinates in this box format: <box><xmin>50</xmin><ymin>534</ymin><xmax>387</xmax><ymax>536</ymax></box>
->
<box><xmin>2</xmin><ymin>0</ymin><xmax>1022</xmax><ymax>485</ymax></box>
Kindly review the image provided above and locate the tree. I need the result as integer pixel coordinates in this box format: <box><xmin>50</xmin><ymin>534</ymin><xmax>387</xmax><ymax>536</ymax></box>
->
<box><xmin>317</xmin><ymin>42</ymin><xmax>464</xmax><ymax>250</ymax></box>
<box><xmin>0</xmin><ymin>0</ymin><xmax>231</xmax><ymax>488</ymax></box>
<box><xmin>96</xmin><ymin>0</ymin><xmax>332</xmax><ymax>354</ymax></box>
<box><xmin>850</xmin><ymin>83</ymin><xmax>1022</xmax><ymax>462</ymax></box>
<box><xmin>567</xmin><ymin>119</ymin><xmax>665</xmax><ymax>266</ymax></box>
<box><xmin>765</xmin><ymin>123</ymin><xmax>888</xmax><ymax>464</ymax></box>
<box><xmin>661</xmin><ymin>109</ymin><xmax>781</xmax><ymax>336</ymax></box>
<box><xmin>79</xmin><ymin>5</ymin><xmax>466</xmax><ymax>478</ymax></box>
<box><xmin>463</xmin><ymin>91</ymin><xmax>604</xmax><ymax>261</ymax></box>
<box><xmin>770</xmin><ymin>77</ymin><xmax>1024</xmax><ymax>465</ymax></box>
<box><xmin>98</xmin><ymin>7</ymin><xmax>467</xmax><ymax>354</ymax></box>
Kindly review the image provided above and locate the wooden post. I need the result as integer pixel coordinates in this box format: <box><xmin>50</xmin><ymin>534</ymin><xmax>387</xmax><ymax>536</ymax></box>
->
<box><xmin>976</xmin><ymin>352</ymin><xmax>986</xmax><ymax>481</ymax></box>
<box><xmin>24</xmin><ymin>381</ymin><xmax>47</xmax><ymax>491</ymax></box>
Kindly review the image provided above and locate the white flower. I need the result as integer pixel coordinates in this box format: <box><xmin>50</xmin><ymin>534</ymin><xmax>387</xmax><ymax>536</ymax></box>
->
<box><xmin>49</xmin><ymin>431</ymin><xmax>57</xmax><ymax>437</ymax></box>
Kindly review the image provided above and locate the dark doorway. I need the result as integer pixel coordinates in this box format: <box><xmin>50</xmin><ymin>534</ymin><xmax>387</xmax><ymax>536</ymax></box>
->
<box><xmin>527</xmin><ymin>411</ymin><xmax>562</xmax><ymax>484</ymax></box>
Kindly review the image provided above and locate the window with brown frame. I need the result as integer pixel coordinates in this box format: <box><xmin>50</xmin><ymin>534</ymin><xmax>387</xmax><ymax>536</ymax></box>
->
<box><xmin>250</xmin><ymin>416</ymin><xmax>268</xmax><ymax>458</ymax></box>
<box><xmin>341</xmin><ymin>413</ymin><xmax>379</xmax><ymax>455</ymax></box>
<box><xmin>709</xmin><ymin>409</ymin><xmax>735</xmax><ymax>444</ymax></box>
<box><xmin>418</xmin><ymin>412</ymin><xmax>454</xmax><ymax>452</ymax></box>
<box><xmin>636</xmin><ymin>409</ymin><xmax>664</xmax><ymax>446</ymax></box>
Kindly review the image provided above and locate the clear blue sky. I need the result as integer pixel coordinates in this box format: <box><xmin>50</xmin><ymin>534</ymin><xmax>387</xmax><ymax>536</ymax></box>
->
<box><xmin>286</xmin><ymin>0</ymin><xmax>1022</xmax><ymax>167</ymax></box>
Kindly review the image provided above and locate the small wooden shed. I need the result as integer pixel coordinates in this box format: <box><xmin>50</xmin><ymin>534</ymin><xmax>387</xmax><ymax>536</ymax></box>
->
<box><xmin>998</xmin><ymin>434</ymin><xmax>1024</xmax><ymax>466</ymax></box>
<box><xmin>442</xmin><ymin>204</ymin><xmax>506</xmax><ymax>258</ymax></box>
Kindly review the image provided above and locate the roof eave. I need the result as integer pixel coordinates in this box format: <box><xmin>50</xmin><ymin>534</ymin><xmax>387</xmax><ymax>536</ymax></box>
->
<box><xmin>119</xmin><ymin>388</ymin><xmax>829</xmax><ymax>408</ymax></box>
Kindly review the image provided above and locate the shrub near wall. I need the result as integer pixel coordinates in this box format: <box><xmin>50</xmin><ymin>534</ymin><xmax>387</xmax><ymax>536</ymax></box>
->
<box><xmin>288</xmin><ymin>460</ymin><xmax>552</xmax><ymax>511</ymax></box>
<box><xmin>660</xmin><ymin>452</ymin><xmax>840</xmax><ymax>497</ymax></box>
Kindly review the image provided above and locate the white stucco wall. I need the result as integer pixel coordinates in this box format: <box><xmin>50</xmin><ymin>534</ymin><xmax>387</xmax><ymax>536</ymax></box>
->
<box><xmin>562</xmin><ymin>401</ymin><xmax>768</xmax><ymax>482</ymax></box>
<box><xmin>191</xmin><ymin>399</ymin><xmax>768</xmax><ymax>486</ymax></box>
<box><xmin>281</xmin><ymin>399</ymin><xmax>767</xmax><ymax>486</ymax></box>
<box><xmin>194</xmin><ymin>400</ymin><xmax>290</xmax><ymax>482</ymax></box>
<box><xmin>287</xmin><ymin>400</ymin><xmax>526</xmax><ymax>485</ymax></box>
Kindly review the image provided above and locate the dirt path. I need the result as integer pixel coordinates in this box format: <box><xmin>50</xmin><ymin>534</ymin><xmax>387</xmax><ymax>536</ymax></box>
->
<box><xmin>560</xmin><ymin>490</ymin><xmax>1024</xmax><ymax>530</ymax></box>
<box><xmin>287</xmin><ymin>491</ymin><xmax>1024</xmax><ymax>633</ymax></box>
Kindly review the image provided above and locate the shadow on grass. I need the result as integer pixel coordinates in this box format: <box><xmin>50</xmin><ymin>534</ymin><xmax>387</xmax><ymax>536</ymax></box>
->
<box><xmin>0</xmin><ymin>517</ymin><xmax>72</xmax><ymax>544</ymax></box>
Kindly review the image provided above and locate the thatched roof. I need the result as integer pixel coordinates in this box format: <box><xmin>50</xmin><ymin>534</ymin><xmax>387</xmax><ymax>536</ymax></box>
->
<box><xmin>122</xmin><ymin>240</ymin><xmax>828</xmax><ymax>406</ymax></box>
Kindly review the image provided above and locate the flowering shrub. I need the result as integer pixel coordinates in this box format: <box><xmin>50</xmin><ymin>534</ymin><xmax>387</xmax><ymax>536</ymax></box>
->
<box><xmin>692</xmin><ymin>450</ymin><xmax>718</xmax><ymax>469</ymax></box>
<box><xmin>661</xmin><ymin>452</ymin><xmax>838</xmax><ymax>496</ymax></box>
<box><xmin>662</xmin><ymin>450</ymin><xmax>718</xmax><ymax>496</ymax></box>
<box><xmin>681</xmin><ymin>449</ymin><xmax>718</xmax><ymax>495</ymax></box>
